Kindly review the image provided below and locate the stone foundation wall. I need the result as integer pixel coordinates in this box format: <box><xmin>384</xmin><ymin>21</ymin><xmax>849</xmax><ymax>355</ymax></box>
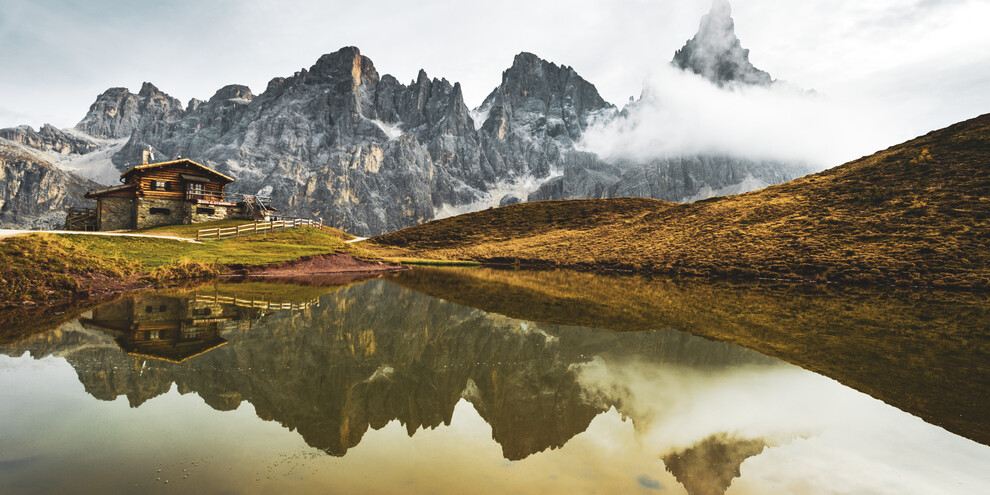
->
<box><xmin>98</xmin><ymin>197</ymin><xmax>134</xmax><ymax>231</ymax></box>
<box><xmin>135</xmin><ymin>198</ymin><xmax>188</xmax><ymax>229</ymax></box>
<box><xmin>190</xmin><ymin>204</ymin><xmax>246</xmax><ymax>224</ymax></box>
<box><xmin>98</xmin><ymin>198</ymin><xmax>254</xmax><ymax>231</ymax></box>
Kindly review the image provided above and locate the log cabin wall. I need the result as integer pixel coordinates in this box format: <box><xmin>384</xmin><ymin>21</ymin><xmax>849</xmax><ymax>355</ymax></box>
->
<box><xmin>126</xmin><ymin>163</ymin><xmax>227</xmax><ymax>202</ymax></box>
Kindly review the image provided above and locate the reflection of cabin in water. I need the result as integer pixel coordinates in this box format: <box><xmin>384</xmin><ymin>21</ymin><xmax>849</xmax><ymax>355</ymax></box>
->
<box><xmin>80</xmin><ymin>294</ymin><xmax>245</xmax><ymax>363</ymax></box>
<box><xmin>79</xmin><ymin>291</ymin><xmax>322</xmax><ymax>363</ymax></box>
<box><xmin>67</xmin><ymin>151</ymin><xmax>273</xmax><ymax>231</ymax></box>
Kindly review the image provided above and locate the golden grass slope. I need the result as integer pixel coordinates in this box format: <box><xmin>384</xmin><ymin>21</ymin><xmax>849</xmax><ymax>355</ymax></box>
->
<box><xmin>368</xmin><ymin>114</ymin><xmax>990</xmax><ymax>288</ymax></box>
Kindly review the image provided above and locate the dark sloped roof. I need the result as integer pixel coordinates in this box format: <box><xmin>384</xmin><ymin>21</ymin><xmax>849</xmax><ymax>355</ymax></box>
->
<box><xmin>84</xmin><ymin>183</ymin><xmax>135</xmax><ymax>198</ymax></box>
<box><xmin>121</xmin><ymin>159</ymin><xmax>235</xmax><ymax>183</ymax></box>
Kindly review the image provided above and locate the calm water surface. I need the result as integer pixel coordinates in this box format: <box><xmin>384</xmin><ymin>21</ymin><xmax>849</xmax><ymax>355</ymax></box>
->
<box><xmin>1</xmin><ymin>269</ymin><xmax>988</xmax><ymax>494</ymax></box>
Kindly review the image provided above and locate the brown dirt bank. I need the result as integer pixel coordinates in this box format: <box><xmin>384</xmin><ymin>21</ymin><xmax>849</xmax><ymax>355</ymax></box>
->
<box><xmin>226</xmin><ymin>271</ymin><xmax>402</xmax><ymax>287</ymax></box>
<box><xmin>231</xmin><ymin>253</ymin><xmax>408</xmax><ymax>277</ymax></box>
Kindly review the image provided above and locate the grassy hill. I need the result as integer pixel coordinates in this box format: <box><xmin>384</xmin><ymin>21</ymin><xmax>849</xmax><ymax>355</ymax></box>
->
<box><xmin>0</xmin><ymin>225</ymin><xmax>375</xmax><ymax>305</ymax></box>
<box><xmin>368</xmin><ymin>114</ymin><xmax>990</xmax><ymax>289</ymax></box>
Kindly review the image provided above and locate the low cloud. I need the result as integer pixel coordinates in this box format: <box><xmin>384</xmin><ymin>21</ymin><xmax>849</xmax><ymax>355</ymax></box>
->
<box><xmin>578</xmin><ymin>65</ymin><xmax>915</xmax><ymax>170</ymax></box>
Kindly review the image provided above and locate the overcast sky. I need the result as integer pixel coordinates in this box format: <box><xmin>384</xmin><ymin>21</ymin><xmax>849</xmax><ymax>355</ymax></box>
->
<box><xmin>2</xmin><ymin>0</ymin><xmax>989</xmax><ymax>153</ymax></box>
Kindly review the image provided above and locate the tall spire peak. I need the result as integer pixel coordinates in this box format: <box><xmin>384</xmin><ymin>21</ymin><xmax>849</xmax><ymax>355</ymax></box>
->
<box><xmin>710</xmin><ymin>0</ymin><xmax>731</xmax><ymax>18</ymax></box>
<box><xmin>671</xmin><ymin>0</ymin><xmax>772</xmax><ymax>87</ymax></box>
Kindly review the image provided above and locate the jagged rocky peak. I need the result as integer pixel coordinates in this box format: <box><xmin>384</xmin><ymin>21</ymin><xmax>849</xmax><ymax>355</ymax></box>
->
<box><xmin>672</xmin><ymin>0</ymin><xmax>773</xmax><ymax>87</ymax></box>
<box><xmin>75</xmin><ymin>82</ymin><xmax>184</xmax><ymax>139</ymax></box>
<box><xmin>187</xmin><ymin>98</ymin><xmax>204</xmax><ymax>112</ymax></box>
<box><xmin>308</xmin><ymin>46</ymin><xmax>379</xmax><ymax>87</ymax></box>
<box><xmin>0</xmin><ymin>124</ymin><xmax>98</xmax><ymax>155</ymax></box>
<box><xmin>480</xmin><ymin>52</ymin><xmax>615</xmax><ymax>143</ymax></box>
<box><xmin>208</xmin><ymin>84</ymin><xmax>254</xmax><ymax>103</ymax></box>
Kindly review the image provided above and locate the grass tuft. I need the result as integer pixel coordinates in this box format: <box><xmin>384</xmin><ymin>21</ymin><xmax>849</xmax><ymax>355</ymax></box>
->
<box><xmin>141</xmin><ymin>260</ymin><xmax>224</xmax><ymax>283</ymax></box>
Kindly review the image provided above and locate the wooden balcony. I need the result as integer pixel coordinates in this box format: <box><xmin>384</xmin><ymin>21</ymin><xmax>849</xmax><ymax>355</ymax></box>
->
<box><xmin>186</xmin><ymin>190</ymin><xmax>226</xmax><ymax>202</ymax></box>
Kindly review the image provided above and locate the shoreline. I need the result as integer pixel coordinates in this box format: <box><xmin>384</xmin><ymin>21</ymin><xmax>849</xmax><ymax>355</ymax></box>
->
<box><xmin>1</xmin><ymin>253</ymin><xmax>407</xmax><ymax>311</ymax></box>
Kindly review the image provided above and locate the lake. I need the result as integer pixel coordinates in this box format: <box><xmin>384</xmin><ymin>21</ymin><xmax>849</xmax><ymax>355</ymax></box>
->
<box><xmin>1</xmin><ymin>268</ymin><xmax>988</xmax><ymax>494</ymax></box>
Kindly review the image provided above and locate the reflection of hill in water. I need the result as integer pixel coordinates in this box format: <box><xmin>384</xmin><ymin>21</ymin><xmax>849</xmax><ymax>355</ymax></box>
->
<box><xmin>391</xmin><ymin>267</ymin><xmax>990</xmax><ymax>446</ymax></box>
<box><xmin>4</xmin><ymin>279</ymin><xmax>775</xmax><ymax>464</ymax></box>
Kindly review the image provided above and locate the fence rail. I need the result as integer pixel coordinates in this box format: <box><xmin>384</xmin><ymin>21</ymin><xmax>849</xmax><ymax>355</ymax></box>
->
<box><xmin>194</xmin><ymin>293</ymin><xmax>320</xmax><ymax>311</ymax></box>
<box><xmin>195</xmin><ymin>218</ymin><xmax>330</xmax><ymax>241</ymax></box>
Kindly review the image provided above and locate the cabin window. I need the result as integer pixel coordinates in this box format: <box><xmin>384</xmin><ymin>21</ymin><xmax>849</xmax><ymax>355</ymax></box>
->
<box><xmin>149</xmin><ymin>207</ymin><xmax>171</xmax><ymax>215</ymax></box>
<box><xmin>196</xmin><ymin>207</ymin><xmax>215</xmax><ymax>215</ymax></box>
<box><xmin>188</xmin><ymin>183</ymin><xmax>204</xmax><ymax>199</ymax></box>
<box><xmin>149</xmin><ymin>330</ymin><xmax>160</xmax><ymax>340</ymax></box>
<box><xmin>153</xmin><ymin>180</ymin><xmax>169</xmax><ymax>191</ymax></box>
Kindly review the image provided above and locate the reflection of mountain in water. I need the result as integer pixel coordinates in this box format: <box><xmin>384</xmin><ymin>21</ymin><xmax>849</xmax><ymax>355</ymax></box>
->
<box><xmin>663</xmin><ymin>434</ymin><xmax>769</xmax><ymax>495</ymax></box>
<box><xmin>4</xmin><ymin>279</ymin><xmax>776</xmax><ymax>466</ymax></box>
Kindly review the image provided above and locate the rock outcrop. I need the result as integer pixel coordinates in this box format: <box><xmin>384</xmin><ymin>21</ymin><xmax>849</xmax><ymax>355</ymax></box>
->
<box><xmin>0</xmin><ymin>124</ymin><xmax>100</xmax><ymax>156</ymax></box>
<box><xmin>0</xmin><ymin>141</ymin><xmax>103</xmax><ymax>228</ymax></box>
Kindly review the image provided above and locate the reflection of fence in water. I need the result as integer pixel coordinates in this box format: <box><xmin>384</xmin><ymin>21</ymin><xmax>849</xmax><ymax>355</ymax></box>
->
<box><xmin>194</xmin><ymin>293</ymin><xmax>320</xmax><ymax>312</ymax></box>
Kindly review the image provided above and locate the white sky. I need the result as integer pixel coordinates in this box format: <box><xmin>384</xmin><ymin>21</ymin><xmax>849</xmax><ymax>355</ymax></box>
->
<box><xmin>2</xmin><ymin>0</ymin><xmax>989</xmax><ymax>150</ymax></box>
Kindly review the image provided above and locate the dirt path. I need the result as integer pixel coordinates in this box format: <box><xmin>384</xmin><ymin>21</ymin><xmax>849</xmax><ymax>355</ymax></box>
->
<box><xmin>0</xmin><ymin>229</ymin><xmax>200</xmax><ymax>243</ymax></box>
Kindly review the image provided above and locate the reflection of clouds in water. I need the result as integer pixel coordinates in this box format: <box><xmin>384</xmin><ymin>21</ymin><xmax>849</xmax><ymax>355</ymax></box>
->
<box><xmin>573</xmin><ymin>357</ymin><xmax>990</xmax><ymax>495</ymax></box>
<box><xmin>636</xmin><ymin>474</ymin><xmax>663</xmax><ymax>490</ymax></box>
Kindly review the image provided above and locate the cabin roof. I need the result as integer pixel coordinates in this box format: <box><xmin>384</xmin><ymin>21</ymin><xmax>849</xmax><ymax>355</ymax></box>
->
<box><xmin>84</xmin><ymin>183</ymin><xmax>135</xmax><ymax>198</ymax></box>
<box><xmin>122</xmin><ymin>339</ymin><xmax>229</xmax><ymax>363</ymax></box>
<box><xmin>121</xmin><ymin>159</ymin><xmax>235</xmax><ymax>184</ymax></box>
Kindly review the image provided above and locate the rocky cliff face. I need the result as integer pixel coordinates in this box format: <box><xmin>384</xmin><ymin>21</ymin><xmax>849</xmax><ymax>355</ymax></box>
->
<box><xmin>0</xmin><ymin>141</ymin><xmax>103</xmax><ymax>228</ymax></box>
<box><xmin>672</xmin><ymin>0</ymin><xmax>773</xmax><ymax>87</ymax></box>
<box><xmin>0</xmin><ymin>1</ymin><xmax>806</xmax><ymax>234</ymax></box>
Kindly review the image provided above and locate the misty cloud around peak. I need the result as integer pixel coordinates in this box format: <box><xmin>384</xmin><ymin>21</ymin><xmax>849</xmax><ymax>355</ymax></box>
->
<box><xmin>577</xmin><ymin>63</ymin><xmax>911</xmax><ymax>170</ymax></box>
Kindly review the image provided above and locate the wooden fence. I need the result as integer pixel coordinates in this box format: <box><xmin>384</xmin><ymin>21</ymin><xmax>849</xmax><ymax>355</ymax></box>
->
<box><xmin>196</xmin><ymin>218</ymin><xmax>330</xmax><ymax>241</ymax></box>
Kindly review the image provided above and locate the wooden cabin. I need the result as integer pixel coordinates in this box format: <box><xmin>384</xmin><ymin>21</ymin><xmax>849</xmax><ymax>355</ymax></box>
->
<box><xmin>75</xmin><ymin>154</ymin><xmax>271</xmax><ymax>231</ymax></box>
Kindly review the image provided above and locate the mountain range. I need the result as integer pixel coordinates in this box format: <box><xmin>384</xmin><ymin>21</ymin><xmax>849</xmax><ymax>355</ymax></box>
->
<box><xmin>0</xmin><ymin>1</ymin><xmax>809</xmax><ymax>235</ymax></box>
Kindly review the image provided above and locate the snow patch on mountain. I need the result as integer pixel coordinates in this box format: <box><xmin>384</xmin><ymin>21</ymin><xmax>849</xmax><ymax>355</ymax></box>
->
<box><xmin>371</xmin><ymin>119</ymin><xmax>403</xmax><ymax>140</ymax></box>
<box><xmin>434</xmin><ymin>170</ymin><xmax>564</xmax><ymax>219</ymax></box>
<box><xmin>470</xmin><ymin>104</ymin><xmax>491</xmax><ymax>131</ymax></box>
<box><xmin>681</xmin><ymin>175</ymin><xmax>770</xmax><ymax>202</ymax></box>
<box><xmin>54</xmin><ymin>138</ymin><xmax>127</xmax><ymax>185</ymax></box>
